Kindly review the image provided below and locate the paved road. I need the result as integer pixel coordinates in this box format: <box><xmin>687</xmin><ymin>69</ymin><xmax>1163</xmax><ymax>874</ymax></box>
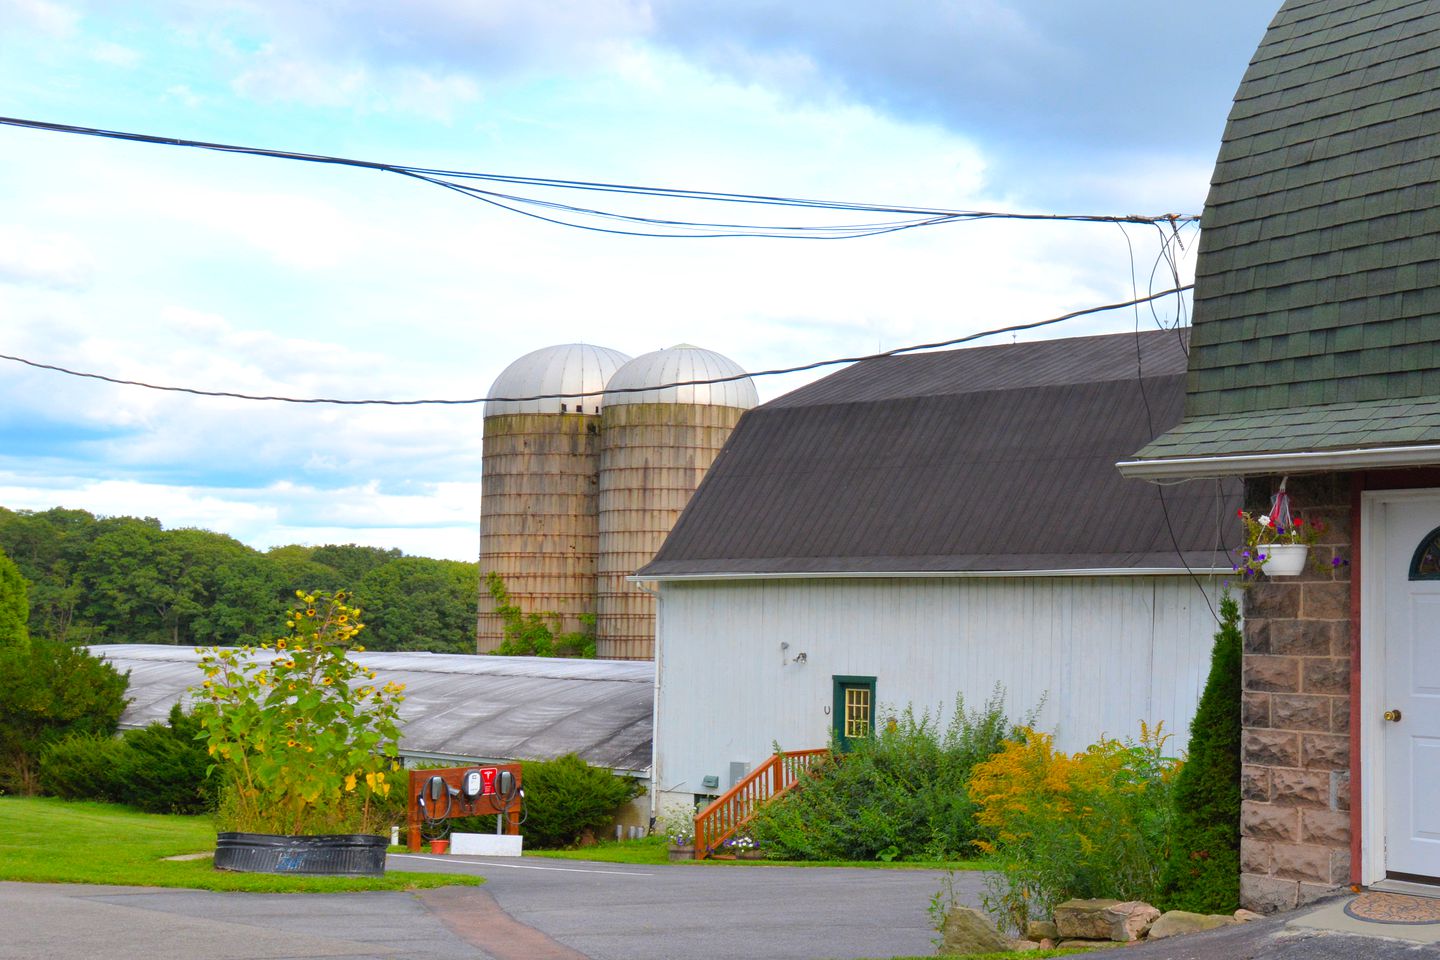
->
<box><xmin>2</xmin><ymin>856</ymin><xmax>1437</xmax><ymax>960</ymax></box>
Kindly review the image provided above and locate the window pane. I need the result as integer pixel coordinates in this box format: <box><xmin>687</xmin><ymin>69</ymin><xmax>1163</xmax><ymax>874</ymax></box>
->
<box><xmin>845</xmin><ymin>687</ymin><xmax>871</xmax><ymax>739</ymax></box>
<box><xmin>1413</xmin><ymin>526</ymin><xmax>1440</xmax><ymax>580</ymax></box>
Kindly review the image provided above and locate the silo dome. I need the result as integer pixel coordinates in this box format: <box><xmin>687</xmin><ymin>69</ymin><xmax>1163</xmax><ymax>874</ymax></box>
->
<box><xmin>485</xmin><ymin>343</ymin><xmax>633</xmax><ymax>417</ymax></box>
<box><xmin>603</xmin><ymin>345</ymin><xmax>758</xmax><ymax>409</ymax></box>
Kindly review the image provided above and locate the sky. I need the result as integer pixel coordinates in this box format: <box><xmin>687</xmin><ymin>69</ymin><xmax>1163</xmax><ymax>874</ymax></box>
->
<box><xmin>0</xmin><ymin>0</ymin><xmax>1277</xmax><ymax>561</ymax></box>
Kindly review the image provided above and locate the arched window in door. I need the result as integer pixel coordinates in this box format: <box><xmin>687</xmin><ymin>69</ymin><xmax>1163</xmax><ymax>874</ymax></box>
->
<box><xmin>1411</xmin><ymin>525</ymin><xmax>1440</xmax><ymax>580</ymax></box>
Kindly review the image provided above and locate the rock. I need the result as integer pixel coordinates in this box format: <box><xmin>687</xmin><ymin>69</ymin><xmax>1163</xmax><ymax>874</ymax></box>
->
<box><xmin>1007</xmin><ymin>939</ymin><xmax>1041</xmax><ymax>951</ymax></box>
<box><xmin>1025</xmin><ymin>919</ymin><xmax>1059</xmax><ymax>941</ymax></box>
<box><xmin>1054</xmin><ymin>899</ymin><xmax>1122</xmax><ymax>939</ymax></box>
<box><xmin>1056</xmin><ymin>939</ymin><xmax>1122</xmax><ymax>949</ymax></box>
<box><xmin>940</xmin><ymin>907</ymin><xmax>1010</xmax><ymax>955</ymax></box>
<box><xmin>1106</xmin><ymin>900</ymin><xmax>1161</xmax><ymax>941</ymax></box>
<box><xmin>1234</xmin><ymin>909</ymin><xmax>1263</xmax><ymax>922</ymax></box>
<box><xmin>1147</xmin><ymin>910</ymin><xmax>1240</xmax><ymax>940</ymax></box>
<box><xmin>1036</xmin><ymin>939</ymin><xmax>1054</xmax><ymax>950</ymax></box>
<box><xmin>1053</xmin><ymin>898</ymin><xmax>1160</xmax><ymax>942</ymax></box>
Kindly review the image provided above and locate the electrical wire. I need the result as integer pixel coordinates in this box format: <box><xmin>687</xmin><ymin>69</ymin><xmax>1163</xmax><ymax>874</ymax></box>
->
<box><xmin>1117</xmin><ymin>223</ymin><xmax>1219</xmax><ymax>623</ymax></box>
<box><xmin>0</xmin><ymin>116</ymin><xmax>1201</xmax><ymax>240</ymax></box>
<box><xmin>0</xmin><ymin>285</ymin><xmax>1192</xmax><ymax>406</ymax></box>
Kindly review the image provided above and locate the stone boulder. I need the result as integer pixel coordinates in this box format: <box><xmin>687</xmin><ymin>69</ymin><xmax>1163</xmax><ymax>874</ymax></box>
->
<box><xmin>1147</xmin><ymin>910</ymin><xmax>1240</xmax><ymax>940</ymax></box>
<box><xmin>1234</xmin><ymin>909</ymin><xmax>1263</xmax><ymax>922</ymax></box>
<box><xmin>1025</xmin><ymin>919</ymin><xmax>1059</xmax><ymax>941</ymax></box>
<box><xmin>939</xmin><ymin>907</ymin><xmax>1009</xmax><ymax>955</ymax></box>
<box><xmin>1053</xmin><ymin>899</ymin><xmax>1160</xmax><ymax>942</ymax></box>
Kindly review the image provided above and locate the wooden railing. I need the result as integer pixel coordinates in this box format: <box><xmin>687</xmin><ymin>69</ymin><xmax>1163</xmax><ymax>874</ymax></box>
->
<box><xmin>693</xmin><ymin>748</ymin><xmax>829</xmax><ymax>859</ymax></box>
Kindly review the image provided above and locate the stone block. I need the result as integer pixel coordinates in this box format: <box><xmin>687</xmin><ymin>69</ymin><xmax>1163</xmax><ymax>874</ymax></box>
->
<box><xmin>1241</xmin><ymin>765</ymin><xmax>1271</xmax><ymax>802</ymax></box>
<box><xmin>1240</xmin><ymin>837</ymin><xmax>1272</xmax><ymax>875</ymax></box>
<box><xmin>1240</xmin><ymin>873</ymin><xmax>1299</xmax><ymax>914</ymax></box>
<box><xmin>1330</xmin><ymin>697</ymin><xmax>1350</xmax><ymax>734</ymax></box>
<box><xmin>1271</xmin><ymin>768</ymin><xmax>1329</xmax><ymax>808</ymax></box>
<box><xmin>1328</xmin><ymin>621</ymin><xmax>1351</xmax><ymax>657</ymax></box>
<box><xmin>1330</xmin><ymin>847</ymin><xmax>1352</xmax><ymax>885</ymax></box>
<box><xmin>1105</xmin><ymin>901</ymin><xmax>1160</xmax><ymax>942</ymax></box>
<box><xmin>1244</xmin><ymin>620</ymin><xmax>1270</xmax><ymax>654</ymax></box>
<box><xmin>1271</xmin><ymin>694</ymin><xmax>1331</xmax><ymax>732</ymax></box>
<box><xmin>1242</xmin><ymin>692</ymin><xmax>1271</xmax><ymax>728</ymax></box>
<box><xmin>1242</xmin><ymin>802</ymin><xmax>1299</xmax><ymax>842</ymax></box>
<box><xmin>1302</xmin><ymin>658</ymin><xmax>1348</xmax><ymax>695</ymax></box>
<box><xmin>1301</xmin><ymin>733</ymin><xmax>1349</xmax><ymax>770</ymax></box>
<box><xmin>1025</xmin><ymin>920</ymin><xmax>1058</xmax><ymax>942</ymax></box>
<box><xmin>1271</xmin><ymin>843</ymin><xmax>1331</xmax><ymax>883</ymax></box>
<box><xmin>1298</xmin><ymin>882</ymin><xmax>1343</xmax><ymax>907</ymax></box>
<box><xmin>1301</xmin><ymin>808</ymin><xmax>1350</xmax><ymax>848</ymax></box>
<box><xmin>1243</xmin><ymin>729</ymin><xmax>1300</xmax><ymax>767</ymax></box>
<box><xmin>1246</xmin><ymin>656</ymin><xmax>1300</xmax><ymax>693</ymax></box>
<box><xmin>1054</xmin><ymin>899</ymin><xmax>1122</xmax><ymax>940</ymax></box>
<box><xmin>1333</xmin><ymin>771</ymin><xmax>1350</xmax><ymax>811</ymax></box>
<box><xmin>1247</xmin><ymin>583</ymin><xmax>1300</xmax><ymax>619</ymax></box>
<box><xmin>1268</xmin><ymin>620</ymin><xmax>1330</xmax><ymax>656</ymax></box>
<box><xmin>1301</xmin><ymin>582</ymin><xmax>1350</xmax><ymax>620</ymax></box>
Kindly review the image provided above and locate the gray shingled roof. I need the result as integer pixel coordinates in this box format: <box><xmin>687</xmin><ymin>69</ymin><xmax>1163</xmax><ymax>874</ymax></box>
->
<box><xmin>93</xmin><ymin>645</ymin><xmax>654</xmax><ymax>774</ymax></box>
<box><xmin>1134</xmin><ymin>0</ymin><xmax>1440</xmax><ymax>464</ymax></box>
<box><xmin>639</xmin><ymin>330</ymin><xmax>1241</xmax><ymax>578</ymax></box>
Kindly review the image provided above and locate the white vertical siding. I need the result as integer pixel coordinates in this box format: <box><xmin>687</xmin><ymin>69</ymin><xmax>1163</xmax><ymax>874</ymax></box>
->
<box><xmin>654</xmin><ymin>576</ymin><xmax>1223</xmax><ymax>803</ymax></box>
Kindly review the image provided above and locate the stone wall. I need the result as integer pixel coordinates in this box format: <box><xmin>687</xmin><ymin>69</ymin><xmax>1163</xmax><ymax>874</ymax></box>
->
<box><xmin>1239</xmin><ymin>473</ymin><xmax>1352</xmax><ymax>913</ymax></box>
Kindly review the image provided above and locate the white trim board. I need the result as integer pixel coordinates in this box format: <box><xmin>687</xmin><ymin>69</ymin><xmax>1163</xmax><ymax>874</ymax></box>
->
<box><xmin>1117</xmin><ymin>444</ymin><xmax>1440</xmax><ymax>480</ymax></box>
<box><xmin>631</xmin><ymin>567</ymin><xmax>1231</xmax><ymax>583</ymax></box>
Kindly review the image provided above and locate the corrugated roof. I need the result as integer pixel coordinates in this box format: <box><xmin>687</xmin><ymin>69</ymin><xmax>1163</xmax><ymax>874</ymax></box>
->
<box><xmin>640</xmin><ymin>330</ymin><xmax>1241</xmax><ymax>577</ymax></box>
<box><xmin>1134</xmin><ymin>0</ymin><xmax>1440</xmax><ymax>464</ymax></box>
<box><xmin>93</xmin><ymin>645</ymin><xmax>654</xmax><ymax>774</ymax></box>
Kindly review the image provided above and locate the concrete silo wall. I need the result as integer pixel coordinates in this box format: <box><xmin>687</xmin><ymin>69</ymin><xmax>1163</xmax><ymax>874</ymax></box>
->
<box><xmin>596</xmin><ymin>403</ymin><xmax>746</xmax><ymax>660</ymax></box>
<box><xmin>477</xmin><ymin>412</ymin><xmax>602</xmax><ymax>652</ymax></box>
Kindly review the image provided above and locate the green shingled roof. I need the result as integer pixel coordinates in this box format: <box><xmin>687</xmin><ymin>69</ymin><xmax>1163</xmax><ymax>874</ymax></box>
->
<box><xmin>1133</xmin><ymin>0</ymin><xmax>1440</xmax><ymax>466</ymax></box>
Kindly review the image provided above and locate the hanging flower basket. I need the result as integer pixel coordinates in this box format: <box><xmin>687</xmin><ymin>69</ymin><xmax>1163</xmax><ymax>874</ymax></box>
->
<box><xmin>1235</xmin><ymin>479</ymin><xmax>1326</xmax><ymax>580</ymax></box>
<box><xmin>1261</xmin><ymin>543</ymin><xmax>1309</xmax><ymax>577</ymax></box>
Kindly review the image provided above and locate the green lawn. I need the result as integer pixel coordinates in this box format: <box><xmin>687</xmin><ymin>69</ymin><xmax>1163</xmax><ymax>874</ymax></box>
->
<box><xmin>0</xmin><ymin>796</ymin><xmax>482</xmax><ymax>893</ymax></box>
<box><xmin>525</xmin><ymin>834</ymin><xmax>987</xmax><ymax>870</ymax></box>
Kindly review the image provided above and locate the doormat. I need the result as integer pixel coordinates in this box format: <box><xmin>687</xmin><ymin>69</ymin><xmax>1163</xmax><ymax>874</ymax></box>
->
<box><xmin>1344</xmin><ymin>892</ymin><xmax>1440</xmax><ymax>925</ymax></box>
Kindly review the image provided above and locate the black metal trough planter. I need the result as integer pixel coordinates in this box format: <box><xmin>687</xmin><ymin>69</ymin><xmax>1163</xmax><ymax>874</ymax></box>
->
<box><xmin>214</xmin><ymin>832</ymin><xmax>387</xmax><ymax>876</ymax></box>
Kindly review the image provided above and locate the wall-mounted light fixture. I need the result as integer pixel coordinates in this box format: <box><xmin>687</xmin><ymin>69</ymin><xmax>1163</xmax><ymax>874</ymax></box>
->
<box><xmin>793</xmin><ymin>652</ymin><xmax>807</xmax><ymax>664</ymax></box>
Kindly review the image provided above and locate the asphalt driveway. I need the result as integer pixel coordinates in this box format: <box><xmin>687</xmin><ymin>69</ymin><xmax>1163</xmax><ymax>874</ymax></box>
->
<box><xmin>2</xmin><ymin>855</ymin><xmax>1436</xmax><ymax>960</ymax></box>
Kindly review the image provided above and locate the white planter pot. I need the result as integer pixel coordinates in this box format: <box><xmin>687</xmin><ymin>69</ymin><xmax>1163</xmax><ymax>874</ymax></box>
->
<box><xmin>1262</xmin><ymin>543</ymin><xmax>1309</xmax><ymax>576</ymax></box>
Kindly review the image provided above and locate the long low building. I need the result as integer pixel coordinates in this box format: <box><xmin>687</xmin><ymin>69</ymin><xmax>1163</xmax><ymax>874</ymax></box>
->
<box><xmin>92</xmin><ymin>645</ymin><xmax>654</xmax><ymax>777</ymax></box>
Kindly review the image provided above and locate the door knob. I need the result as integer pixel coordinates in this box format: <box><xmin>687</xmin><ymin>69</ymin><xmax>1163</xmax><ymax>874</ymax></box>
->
<box><xmin>1384</xmin><ymin>709</ymin><xmax>1402</xmax><ymax>722</ymax></box>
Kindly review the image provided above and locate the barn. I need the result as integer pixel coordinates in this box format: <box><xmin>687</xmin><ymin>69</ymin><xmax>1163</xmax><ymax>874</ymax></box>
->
<box><xmin>637</xmin><ymin>328</ymin><xmax>1242</xmax><ymax>813</ymax></box>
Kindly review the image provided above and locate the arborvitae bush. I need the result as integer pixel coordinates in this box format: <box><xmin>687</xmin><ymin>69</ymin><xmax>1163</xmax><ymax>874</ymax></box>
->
<box><xmin>116</xmin><ymin>705</ymin><xmax>215</xmax><ymax>814</ymax></box>
<box><xmin>38</xmin><ymin>733</ymin><xmax>130</xmax><ymax>801</ymax></box>
<box><xmin>1157</xmin><ymin>591</ymin><xmax>1243</xmax><ymax>912</ymax></box>
<box><xmin>748</xmin><ymin>688</ymin><xmax>1031</xmax><ymax>861</ymax></box>
<box><xmin>514</xmin><ymin>754</ymin><xmax>643</xmax><ymax>848</ymax></box>
<box><xmin>39</xmin><ymin>705</ymin><xmax>216</xmax><ymax>813</ymax></box>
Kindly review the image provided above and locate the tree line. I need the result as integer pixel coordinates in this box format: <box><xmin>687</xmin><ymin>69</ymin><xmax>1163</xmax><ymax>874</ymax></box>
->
<box><xmin>0</xmin><ymin>507</ymin><xmax>479</xmax><ymax>654</ymax></box>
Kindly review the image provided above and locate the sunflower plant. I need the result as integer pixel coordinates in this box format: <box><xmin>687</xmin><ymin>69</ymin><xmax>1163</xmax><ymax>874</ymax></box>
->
<box><xmin>191</xmin><ymin>590</ymin><xmax>405</xmax><ymax>836</ymax></box>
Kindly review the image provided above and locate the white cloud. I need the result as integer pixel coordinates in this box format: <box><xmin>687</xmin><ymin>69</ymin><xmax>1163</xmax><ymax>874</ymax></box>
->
<box><xmin>90</xmin><ymin>39</ymin><xmax>139</xmax><ymax>66</ymax></box>
<box><xmin>0</xmin><ymin>0</ymin><xmax>78</xmax><ymax>35</ymax></box>
<box><xmin>0</xmin><ymin>225</ymin><xmax>94</xmax><ymax>289</ymax></box>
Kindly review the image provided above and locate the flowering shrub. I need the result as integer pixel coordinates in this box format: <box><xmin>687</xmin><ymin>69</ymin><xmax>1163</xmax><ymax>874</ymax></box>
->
<box><xmin>723</xmin><ymin>833</ymin><xmax>756</xmax><ymax>854</ymax></box>
<box><xmin>658</xmin><ymin>802</ymin><xmax>699</xmax><ymax>847</ymax></box>
<box><xmin>967</xmin><ymin>723</ymin><xmax>1181</xmax><ymax>932</ymax></box>
<box><xmin>192</xmin><ymin>590</ymin><xmax>405</xmax><ymax>836</ymax></box>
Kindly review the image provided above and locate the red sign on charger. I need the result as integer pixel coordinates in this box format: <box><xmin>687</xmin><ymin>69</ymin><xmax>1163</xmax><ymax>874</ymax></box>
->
<box><xmin>480</xmin><ymin>767</ymin><xmax>497</xmax><ymax>796</ymax></box>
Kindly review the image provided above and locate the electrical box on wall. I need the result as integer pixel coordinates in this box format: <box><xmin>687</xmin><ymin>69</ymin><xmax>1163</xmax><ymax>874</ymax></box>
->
<box><xmin>701</xmin><ymin>775</ymin><xmax>719</xmax><ymax>788</ymax></box>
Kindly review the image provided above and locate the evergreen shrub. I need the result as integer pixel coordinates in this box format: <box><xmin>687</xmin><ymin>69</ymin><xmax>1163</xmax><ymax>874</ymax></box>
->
<box><xmin>1156</xmin><ymin>591</ymin><xmax>1242</xmax><ymax>912</ymax></box>
<box><xmin>38</xmin><ymin>733</ymin><xmax>130</xmax><ymax>801</ymax></box>
<box><xmin>512</xmin><ymin>754</ymin><xmax>643</xmax><ymax>848</ymax></box>
<box><xmin>0</xmin><ymin>641</ymin><xmax>129</xmax><ymax>794</ymax></box>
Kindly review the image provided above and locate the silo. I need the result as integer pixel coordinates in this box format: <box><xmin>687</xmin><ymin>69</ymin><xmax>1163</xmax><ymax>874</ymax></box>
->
<box><xmin>476</xmin><ymin>343</ymin><xmax>632</xmax><ymax>653</ymax></box>
<box><xmin>597</xmin><ymin>345</ymin><xmax>758</xmax><ymax>660</ymax></box>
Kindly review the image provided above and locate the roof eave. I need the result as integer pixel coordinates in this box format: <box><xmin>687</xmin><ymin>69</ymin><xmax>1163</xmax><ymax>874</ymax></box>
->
<box><xmin>1117</xmin><ymin>443</ymin><xmax>1440</xmax><ymax>480</ymax></box>
<box><xmin>630</xmin><ymin>567</ymin><xmax>1232</xmax><ymax>583</ymax></box>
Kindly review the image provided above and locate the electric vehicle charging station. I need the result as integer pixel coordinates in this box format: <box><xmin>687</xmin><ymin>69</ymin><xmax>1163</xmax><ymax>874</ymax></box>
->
<box><xmin>406</xmin><ymin>763</ymin><xmax>524</xmax><ymax>854</ymax></box>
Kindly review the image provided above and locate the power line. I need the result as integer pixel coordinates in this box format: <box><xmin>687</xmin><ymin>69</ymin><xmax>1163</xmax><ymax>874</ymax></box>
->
<box><xmin>0</xmin><ymin>116</ymin><xmax>1201</xmax><ymax>240</ymax></box>
<box><xmin>0</xmin><ymin>284</ymin><xmax>1191</xmax><ymax>406</ymax></box>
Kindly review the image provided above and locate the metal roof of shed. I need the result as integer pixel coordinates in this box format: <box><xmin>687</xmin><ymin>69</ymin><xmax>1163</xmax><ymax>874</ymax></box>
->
<box><xmin>639</xmin><ymin>330</ymin><xmax>1242</xmax><ymax>578</ymax></box>
<box><xmin>92</xmin><ymin>645</ymin><xmax>655</xmax><ymax>775</ymax></box>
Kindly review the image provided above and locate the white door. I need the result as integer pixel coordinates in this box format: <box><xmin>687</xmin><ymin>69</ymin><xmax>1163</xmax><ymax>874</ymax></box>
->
<box><xmin>1383</xmin><ymin>496</ymin><xmax>1440</xmax><ymax>880</ymax></box>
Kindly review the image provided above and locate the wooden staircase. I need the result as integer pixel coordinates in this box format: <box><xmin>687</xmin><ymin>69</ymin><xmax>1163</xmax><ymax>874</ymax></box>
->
<box><xmin>693</xmin><ymin>749</ymin><xmax>828</xmax><ymax>860</ymax></box>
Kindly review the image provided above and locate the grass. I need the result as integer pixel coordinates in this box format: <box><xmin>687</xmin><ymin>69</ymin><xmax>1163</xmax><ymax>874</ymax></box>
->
<box><xmin>864</xmin><ymin>952</ymin><xmax>1089</xmax><ymax>960</ymax></box>
<box><xmin>0</xmin><ymin>796</ymin><xmax>482</xmax><ymax>893</ymax></box>
<box><xmin>525</xmin><ymin>834</ymin><xmax>988</xmax><ymax>870</ymax></box>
